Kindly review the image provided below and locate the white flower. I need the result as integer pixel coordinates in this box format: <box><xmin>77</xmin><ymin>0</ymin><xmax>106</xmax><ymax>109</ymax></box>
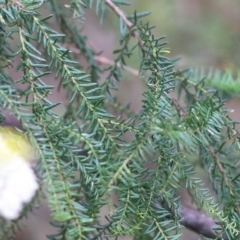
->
<box><xmin>0</xmin><ymin>158</ymin><xmax>38</xmax><ymax>220</ymax></box>
<box><xmin>0</xmin><ymin>127</ymin><xmax>38</xmax><ymax>220</ymax></box>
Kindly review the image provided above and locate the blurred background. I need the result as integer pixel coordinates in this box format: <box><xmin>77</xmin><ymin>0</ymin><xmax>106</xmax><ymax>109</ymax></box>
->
<box><xmin>12</xmin><ymin>0</ymin><xmax>240</xmax><ymax>239</ymax></box>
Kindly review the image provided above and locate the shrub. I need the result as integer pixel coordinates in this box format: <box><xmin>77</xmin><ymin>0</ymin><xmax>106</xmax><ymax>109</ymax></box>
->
<box><xmin>0</xmin><ymin>1</ymin><xmax>239</xmax><ymax>239</ymax></box>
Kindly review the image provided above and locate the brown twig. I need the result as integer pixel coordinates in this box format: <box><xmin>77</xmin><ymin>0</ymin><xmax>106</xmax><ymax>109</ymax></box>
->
<box><xmin>65</xmin><ymin>44</ymin><xmax>139</xmax><ymax>77</ymax></box>
<box><xmin>209</xmin><ymin>146</ymin><xmax>234</xmax><ymax>195</ymax></box>
<box><xmin>63</xmin><ymin>0</ymin><xmax>143</xmax><ymax>78</ymax></box>
<box><xmin>171</xmin><ymin>97</ymin><xmax>188</xmax><ymax>117</ymax></box>
<box><xmin>105</xmin><ymin>0</ymin><xmax>143</xmax><ymax>48</ymax></box>
<box><xmin>94</xmin><ymin>55</ymin><xmax>139</xmax><ymax>76</ymax></box>
<box><xmin>105</xmin><ymin>0</ymin><xmax>133</xmax><ymax>30</ymax></box>
<box><xmin>179</xmin><ymin>205</ymin><xmax>221</xmax><ymax>238</ymax></box>
<box><xmin>0</xmin><ymin>112</ymin><xmax>24</xmax><ymax>130</ymax></box>
<box><xmin>157</xmin><ymin>199</ymin><xmax>222</xmax><ymax>238</ymax></box>
<box><xmin>209</xmin><ymin>147</ymin><xmax>240</xmax><ymax>218</ymax></box>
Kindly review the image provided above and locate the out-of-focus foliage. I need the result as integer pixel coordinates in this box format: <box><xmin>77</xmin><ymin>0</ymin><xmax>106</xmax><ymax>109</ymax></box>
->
<box><xmin>0</xmin><ymin>1</ymin><xmax>240</xmax><ymax>240</ymax></box>
<box><xmin>126</xmin><ymin>0</ymin><xmax>240</xmax><ymax>70</ymax></box>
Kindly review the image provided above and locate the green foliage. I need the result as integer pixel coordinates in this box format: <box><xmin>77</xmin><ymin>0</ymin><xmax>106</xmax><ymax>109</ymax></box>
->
<box><xmin>0</xmin><ymin>0</ymin><xmax>240</xmax><ymax>239</ymax></box>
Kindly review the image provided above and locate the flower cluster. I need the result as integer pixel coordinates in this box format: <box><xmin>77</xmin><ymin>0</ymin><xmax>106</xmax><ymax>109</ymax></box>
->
<box><xmin>0</xmin><ymin>159</ymin><xmax>38</xmax><ymax>219</ymax></box>
<box><xmin>0</xmin><ymin>128</ymin><xmax>38</xmax><ymax>220</ymax></box>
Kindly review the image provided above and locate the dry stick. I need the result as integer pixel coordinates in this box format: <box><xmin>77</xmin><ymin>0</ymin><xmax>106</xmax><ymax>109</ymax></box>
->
<box><xmin>179</xmin><ymin>205</ymin><xmax>220</xmax><ymax>238</ymax></box>
<box><xmin>95</xmin><ymin>55</ymin><xmax>139</xmax><ymax>76</ymax></box>
<box><xmin>209</xmin><ymin>146</ymin><xmax>234</xmax><ymax>196</ymax></box>
<box><xmin>105</xmin><ymin>0</ymin><xmax>133</xmax><ymax>29</ymax></box>
<box><xmin>106</xmin><ymin>0</ymin><xmax>144</xmax><ymax>48</ymax></box>
<box><xmin>171</xmin><ymin>97</ymin><xmax>188</xmax><ymax>117</ymax></box>
<box><xmin>157</xmin><ymin>199</ymin><xmax>221</xmax><ymax>238</ymax></box>
<box><xmin>65</xmin><ymin>44</ymin><xmax>139</xmax><ymax>77</ymax></box>
<box><xmin>87</xmin><ymin>41</ymin><xmax>140</xmax><ymax>76</ymax></box>
<box><xmin>209</xmin><ymin>147</ymin><xmax>240</xmax><ymax>214</ymax></box>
